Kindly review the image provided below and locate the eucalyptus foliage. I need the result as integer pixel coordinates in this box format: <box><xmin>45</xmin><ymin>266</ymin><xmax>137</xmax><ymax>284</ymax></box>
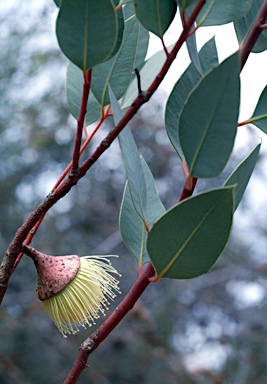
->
<box><xmin>1</xmin><ymin>0</ymin><xmax>267</xmax><ymax>382</ymax></box>
<box><xmin>26</xmin><ymin>0</ymin><xmax>267</xmax><ymax>314</ymax></box>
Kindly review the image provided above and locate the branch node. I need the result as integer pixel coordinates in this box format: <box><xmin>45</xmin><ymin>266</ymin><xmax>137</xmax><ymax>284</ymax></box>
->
<box><xmin>140</xmin><ymin>91</ymin><xmax>152</xmax><ymax>102</ymax></box>
<box><xmin>69</xmin><ymin>167</ymin><xmax>80</xmax><ymax>178</ymax></box>
<box><xmin>81</xmin><ymin>338</ymin><xmax>96</xmax><ymax>352</ymax></box>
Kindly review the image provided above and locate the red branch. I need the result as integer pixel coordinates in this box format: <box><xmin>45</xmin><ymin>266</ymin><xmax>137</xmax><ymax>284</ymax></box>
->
<box><xmin>64</xmin><ymin>262</ymin><xmax>155</xmax><ymax>384</ymax></box>
<box><xmin>71</xmin><ymin>69</ymin><xmax>92</xmax><ymax>172</ymax></box>
<box><xmin>179</xmin><ymin>177</ymin><xmax>198</xmax><ymax>201</ymax></box>
<box><xmin>240</xmin><ymin>0</ymin><xmax>267</xmax><ymax>69</ymax></box>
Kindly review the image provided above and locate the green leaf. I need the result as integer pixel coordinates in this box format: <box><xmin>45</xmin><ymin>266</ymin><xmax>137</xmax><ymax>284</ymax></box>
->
<box><xmin>176</xmin><ymin>0</ymin><xmax>198</xmax><ymax>9</ymax></box>
<box><xmin>134</xmin><ymin>0</ymin><xmax>177</xmax><ymax>37</ymax></box>
<box><xmin>120</xmin><ymin>183</ymin><xmax>148</xmax><ymax>263</ymax></box>
<box><xmin>120</xmin><ymin>157</ymin><xmax>166</xmax><ymax>264</ymax></box>
<box><xmin>183</xmin><ymin>8</ymin><xmax>202</xmax><ymax>75</ymax></box>
<box><xmin>56</xmin><ymin>0</ymin><xmax>118</xmax><ymax>70</ymax></box>
<box><xmin>54</xmin><ymin>0</ymin><xmax>63</xmax><ymax>7</ymax></box>
<box><xmin>109</xmin><ymin>86</ymin><xmax>147</xmax><ymax>219</ymax></box>
<box><xmin>122</xmin><ymin>44</ymin><xmax>174</xmax><ymax>108</ymax></box>
<box><xmin>66</xmin><ymin>62</ymin><xmax>101</xmax><ymax>126</ymax></box>
<box><xmin>250</xmin><ymin>86</ymin><xmax>267</xmax><ymax>132</ymax></box>
<box><xmin>179</xmin><ymin>52</ymin><xmax>240</xmax><ymax>178</ymax></box>
<box><xmin>147</xmin><ymin>187</ymin><xmax>234</xmax><ymax>279</ymax></box>
<box><xmin>165</xmin><ymin>37</ymin><xmax>218</xmax><ymax>158</ymax></box>
<box><xmin>133</xmin><ymin>24</ymin><xmax>150</xmax><ymax>71</ymax></box>
<box><xmin>91</xmin><ymin>15</ymin><xmax>144</xmax><ymax>106</ymax></box>
<box><xmin>123</xmin><ymin>2</ymin><xmax>136</xmax><ymax>19</ymax></box>
<box><xmin>196</xmin><ymin>0</ymin><xmax>253</xmax><ymax>26</ymax></box>
<box><xmin>235</xmin><ymin>0</ymin><xmax>267</xmax><ymax>53</ymax></box>
<box><xmin>225</xmin><ymin>144</ymin><xmax>261</xmax><ymax>209</ymax></box>
<box><xmin>106</xmin><ymin>0</ymin><xmax>125</xmax><ymax>61</ymax></box>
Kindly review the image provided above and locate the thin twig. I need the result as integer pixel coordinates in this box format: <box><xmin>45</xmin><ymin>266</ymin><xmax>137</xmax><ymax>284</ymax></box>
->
<box><xmin>11</xmin><ymin>106</ymin><xmax>111</xmax><ymax>274</ymax></box>
<box><xmin>134</xmin><ymin>68</ymin><xmax>142</xmax><ymax>95</ymax></box>
<box><xmin>71</xmin><ymin>69</ymin><xmax>92</xmax><ymax>173</ymax></box>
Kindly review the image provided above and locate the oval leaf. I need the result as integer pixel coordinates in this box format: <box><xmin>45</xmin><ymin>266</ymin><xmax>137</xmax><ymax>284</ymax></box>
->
<box><xmin>134</xmin><ymin>0</ymin><xmax>177</xmax><ymax>37</ymax></box>
<box><xmin>56</xmin><ymin>0</ymin><xmax>118</xmax><ymax>70</ymax></box>
<box><xmin>54</xmin><ymin>0</ymin><xmax>62</xmax><ymax>7</ymax></box>
<box><xmin>250</xmin><ymin>85</ymin><xmax>267</xmax><ymax>133</ymax></box>
<box><xmin>197</xmin><ymin>0</ymin><xmax>253</xmax><ymax>26</ymax></box>
<box><xmin>105</xmin><ymin>0</ymin><xmax>124</xmax><ymax>61</ymax></box>
<box><xmin>165</xmin><ymin>37</ymin><xmax>218</xmax><ymax>158</ymax></box>
<box><xmin>109</xmin><ymin>86</ymin><xmax>147</xmax><ymax>219</ymax></box>
<box><xmin>66</xmin><ymin>62</ymin><xmax>101</xmax><ymax>126</ymax></box>
<box><xmin>176</xmin><ymin>0</ymin><xmax>198</xmax><ymax>9</ymax></box>
<box><xmin>120</xmin><ymin>157</ymin><xmax>166</xmax><ymax>264</ymax></box>
<box><xmin>183</xmin><ymin>8</ymin><xmax>202</xmax><ymax>75</ymax></box>
<box><xmin>179</xmin><ymin>52</ymin><xmax>240</xmax><ymax>178</ymax></box>
<box><xmin>91</xmin><ymin>15</ymin><xmax>142</xmax><ymax>106</ymax></box>
<box><xmin>224</xmin><ymin>143</ymin><xmax>261</xmax><ymax>209</ymax></box>
<box><xmin>147</xmin><ymin>187</ymin><xmax>234</xmax><ymax>279</ymax></box>
<box><xmin>122</xmin><ymin>44</ymin><xmax>174</xmax><ymax>108</ymax></box>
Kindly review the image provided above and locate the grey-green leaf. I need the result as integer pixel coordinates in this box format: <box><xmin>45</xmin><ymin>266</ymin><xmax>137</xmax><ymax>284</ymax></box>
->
<box><xmin>183</xmin><ymin>8</ymin><xmax>202</xmax><ymax>75</ymax></box>
<box><xmin>225</xmin><ymin>144</ymin><xmax>261</xmax><ymax>209</ymax></box>
<box><xmin>106</xmin><ymin>0</ymin><xmax>125</xmax><ymax>61</ymax></box>
<box><xmin>147</xmin><ymin>187</ymin><xmax>234</xmax><ymax>279</ymax></box>
<box><xmin>235</xmin><ymin>0</ymin><xmax>267</xmax><ymax>53</ymax></box>
<box><xmin>197</xmin><ymin>0</ymin><xmax>253</xmax><ymax>26</ymax></box>
<box><xmin>109</xmin><ymin>86</ymin><xmax>147</xmax><ymax>219</ymax></box>
<box><xmin>176</xmin><ymin>0</ymin><xmax>198</xmax><ymax>8</ymax></box>
<box><xmin>66</xmin><ymin>62</ymin><xmax>101</xmax><ymax>126</ymax></box>
<box><xmin>133</xmin><ymin>24</ymin><xmax>150</xmax><ymax>71</ymax></box>
<box><xmin>179</xmin><ymin>52</ymin><xmax>240</xmax><ymax>178</ymax></box>
<box><xmin>250</xmin><ymin>85</ymin><xmax>267</xmax><ymax>133</ymax></box>
<box><xmin>122</xmin><ymin>44</ymin><xmax>174</xmax><ymax>108</ymax></box>
<box><xmin>120</xmin><ymin>157</ymin><xmax>165</xmax><ymax>264</ymax></box>
<box><xmin>54</xmin><ymin>0</ymin><xmax>62</xmax><ymax>7</ymax></box>
<box><xmin>134</xmin><ymin>0</ymin><xmax>177</xmax><ymax>37</ymax></box>
<box><xmin>91</xmin><ymin>15</ymin><xmax>145</xmax><ymax>106</ymax></box>
<box><xmin>56</xmin><ymin>0</ymin><xmax>118</xmax><ymax>70</ymax></box>
<box><xmin>165</xmin><ymin>37</ymin><xmax>218</xmax><ymax>158</ymax></box>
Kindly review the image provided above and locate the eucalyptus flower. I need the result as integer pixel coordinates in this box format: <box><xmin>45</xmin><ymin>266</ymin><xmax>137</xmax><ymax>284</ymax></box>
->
<box><xmin>24</xmin><ymin>247</ymin><xmax>121</xmax><ymax>337</ymax></box>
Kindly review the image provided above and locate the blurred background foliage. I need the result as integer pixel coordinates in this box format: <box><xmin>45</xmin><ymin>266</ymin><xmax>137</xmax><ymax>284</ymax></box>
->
<box><xmin>1</xmin><ymin>1</ymin><xmax>267</xmax><ymax>384</ymax></box>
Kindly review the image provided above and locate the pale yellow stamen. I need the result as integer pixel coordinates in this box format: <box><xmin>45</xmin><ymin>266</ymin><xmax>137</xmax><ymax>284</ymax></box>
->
<box><xmin>42</xmin><ymin>256</ymin><xmax>121</xmax><ymax>337</ymax></box>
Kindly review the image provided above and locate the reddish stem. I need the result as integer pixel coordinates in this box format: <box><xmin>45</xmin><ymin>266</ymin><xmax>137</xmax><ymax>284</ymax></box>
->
<box><xmin>161</xmin><ymin>37</ymin><xmax>169</xmax><ymax>57</ymax></box>
<box><xmin>63</xmin><ymin>263</ymin><xmax>155</xmax><ymax>384</ymax></box>
<box><xmin>11</xmin><ymin>106</ymin><xmax>110</xmax><ymax>273</ymax></box>
<box><xmin>54</xmin><ymin>106</ymin><xmax>110</xmax><ymax>190</ymax></box>
<box><xmin>240</xmin><ymin>0</ymin><xmax>267</xmax><ymax>69</ymax></box>
<box><xmin>71</xmin><ymin>69</ymin><xmax>92</xmax><ymax>172</ymax></box>
<box><xmin>179</xmin><ymin>177</ymin><xmax>198</xmax><ymax>201</ymax></box>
